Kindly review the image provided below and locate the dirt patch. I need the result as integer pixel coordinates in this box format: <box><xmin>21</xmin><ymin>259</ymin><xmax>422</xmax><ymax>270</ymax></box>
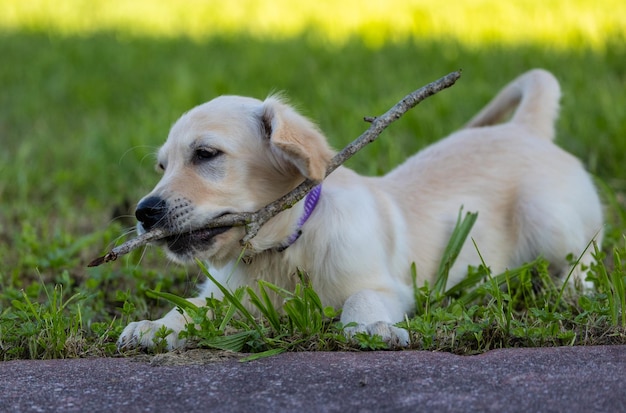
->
<box><xmin>132</xmin><ymin>348</ymin><xmax>245</xmax><ymax>366</ymax></box>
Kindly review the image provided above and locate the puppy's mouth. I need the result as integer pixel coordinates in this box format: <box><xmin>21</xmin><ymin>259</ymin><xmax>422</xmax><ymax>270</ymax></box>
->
<box><xmin>164</xmin><ymin>226</ymin><xmax>231</xmax><ymax>255</ymax></box>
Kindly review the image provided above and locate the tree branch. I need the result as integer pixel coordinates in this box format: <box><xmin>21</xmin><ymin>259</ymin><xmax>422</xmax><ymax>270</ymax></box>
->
<box><xmin>88</xmin><ymin>70</ymin><xmax>461</xmax><ymax>267</ymax></box>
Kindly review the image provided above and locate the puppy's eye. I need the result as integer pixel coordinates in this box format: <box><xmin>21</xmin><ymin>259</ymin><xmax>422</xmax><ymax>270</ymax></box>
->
<box><xmin>194</xmin><ymin>148</ymin><xmax>222</xmax><ymax>162</ymax></box>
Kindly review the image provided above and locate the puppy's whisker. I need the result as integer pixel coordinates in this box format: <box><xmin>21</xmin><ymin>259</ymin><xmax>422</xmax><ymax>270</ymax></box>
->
<box><xmin>118</xmin><ymin>145</ymin><xmax>160</xmax><ymax>166</ymax></box>
<box><xmin>136</xmin><ymin>245</ymin><xmax>149</xmax><ymax>267</ymax></box>
<box><xmin>104</xmin><ymin>227</ymin><xmax>141</xmax><ymax>252</ymax></box>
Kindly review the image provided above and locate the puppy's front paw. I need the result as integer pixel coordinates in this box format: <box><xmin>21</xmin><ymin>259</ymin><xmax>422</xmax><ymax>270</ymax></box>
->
<box><xmin>117</xmin><ymin>319</ymin><xmax>185</xmax><ymax>351</ymax></box>
<box><xmin>345</xmin><ymin>321</ymin><xmax>410</xmax><ymax>347</ymax></box>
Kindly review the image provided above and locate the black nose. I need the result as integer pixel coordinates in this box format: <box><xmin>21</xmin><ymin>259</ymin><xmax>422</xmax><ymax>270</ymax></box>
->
<box><xmin>135</xmin><ymin>196</ymin><xmax>167</xmax><ymax>231</ymax></box>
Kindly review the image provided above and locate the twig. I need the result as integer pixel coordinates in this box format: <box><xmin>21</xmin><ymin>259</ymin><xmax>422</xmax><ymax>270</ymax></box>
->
<box><xmin>87</xmin><ymin>228</ymin><xmax>167</xmax><ymax>267</ymax></box>
<box><xmin>87</xmin><ymin>70</ymin><xmax>461</xmax><ymax>267</ymax></box>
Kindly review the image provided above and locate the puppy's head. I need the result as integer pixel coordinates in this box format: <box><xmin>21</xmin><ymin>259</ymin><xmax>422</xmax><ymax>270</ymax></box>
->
<box><xmin>135</xmin><ymin>95</ymin><xmax>334</xmax><ymax>265</ymax></box>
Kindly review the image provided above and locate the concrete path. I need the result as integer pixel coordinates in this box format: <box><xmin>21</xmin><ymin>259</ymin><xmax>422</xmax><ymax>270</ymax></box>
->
<box><xmin>1</xmin><ymin>346</ymin><xmax>625</xmax><ymax>412</ymax></box>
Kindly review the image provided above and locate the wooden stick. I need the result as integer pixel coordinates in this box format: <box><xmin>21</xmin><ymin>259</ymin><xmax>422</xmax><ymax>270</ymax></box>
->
<box><xmin>88</xmin><ymin>70</ymin><xmax>461</xmax><ymax>267</ymax></box>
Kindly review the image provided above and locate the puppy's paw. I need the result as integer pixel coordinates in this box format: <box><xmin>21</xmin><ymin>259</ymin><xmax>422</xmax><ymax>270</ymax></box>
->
<box><xmin>345</xmin><ymin>321</ymin><xmax>410</xmax><ymax>347</ymax></box>
<box><xmin>117</xmin><ymin>319</ymin><xmax>185</xmax><ymax>351</ymax></box>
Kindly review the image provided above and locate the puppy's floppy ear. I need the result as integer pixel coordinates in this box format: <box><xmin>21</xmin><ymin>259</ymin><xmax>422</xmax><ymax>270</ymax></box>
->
<box><xmin>261</xmin><ymin>96</ymin><xmax>335</xmax><ymax>182</ymax></box>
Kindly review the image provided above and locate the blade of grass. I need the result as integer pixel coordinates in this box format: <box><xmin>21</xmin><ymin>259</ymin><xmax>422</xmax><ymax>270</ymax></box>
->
<box><xmin>240</xmin><ymin>347</ymin><xmax>286</xmax><ymax>362</ymax></box>
<box><xmin>451</xmin><ymin>262</ymin><xmax>533</xmax><ymax>307</ymax></box>
<box><xmin>552</xmin><ymin>236</ymin><xmax>598</xmax><ymax>313</ymax></box>
<box><xmin>195</xmin><ymin>259</ymin><xmax>268</xmax><ymax>342</ymax></box>
<box><xmin>612</xmin><ymin>246</ymin><xmax>626</xmax><ymax>327</ymax></box>
<box><xmin>200</xmin><ymin>330</ymin><xmax>256</xmax><ymax>352</ymax></box>
<box><xmin>433</xmin><ymin>208</ymin><xmax>478</xmax><ymax>295</ymax></box>
<box><xmin>146</xmin><ymin>290</ymin><xmax>200</xmax><ymax>314</ymax></box>
<box><xmin>246</xmin><ymin>283</ymin><xmax>282</xmax><ymax>332</ymax></box>
<box><xmin>218</xmin><ymin>287</ymin><xmax>246</xmax><ymax>331</ymax></box>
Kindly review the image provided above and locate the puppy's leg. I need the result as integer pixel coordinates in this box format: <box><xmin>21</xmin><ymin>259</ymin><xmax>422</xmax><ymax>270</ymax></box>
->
<box><xmin>565</xmin><ymin>239</ymin><xmax>601</xmax><ymax>291</ymax></box>
<box><xmin>117</xmin><ymin>296</ymin><xmax>207</xmax><ymax>350</ymax></box>
<box><xmin>341</xmin><ymin>289</ymin><xmax>411</xmax><ymax>347</ymax></box>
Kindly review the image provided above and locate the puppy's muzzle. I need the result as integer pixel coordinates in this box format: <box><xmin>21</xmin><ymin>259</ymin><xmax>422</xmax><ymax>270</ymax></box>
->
<box><xmin>135</xmin><ymin>196</ymin><xmax>167</xmax><ymax>231</ymax></box>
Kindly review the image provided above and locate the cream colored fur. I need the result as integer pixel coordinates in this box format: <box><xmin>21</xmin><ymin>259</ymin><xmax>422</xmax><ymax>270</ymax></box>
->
<box><xmin>119</xmin><ymin>69</ymin><xmax>603</xmax><ymax>350</ymax></box>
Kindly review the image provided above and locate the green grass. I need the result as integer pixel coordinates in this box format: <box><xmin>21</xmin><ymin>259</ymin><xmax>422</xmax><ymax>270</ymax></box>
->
<box><xmin>1</xmin><ymin>1</ymin><xmax>626</xmax><ymax>360</ymax></box>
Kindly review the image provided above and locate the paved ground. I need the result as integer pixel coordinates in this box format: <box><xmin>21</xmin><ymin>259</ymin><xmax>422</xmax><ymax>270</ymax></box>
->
<box><xmin>1</xmin><ymin>345</ymin><xmax>625</xmax><ymax>412</ymax></box>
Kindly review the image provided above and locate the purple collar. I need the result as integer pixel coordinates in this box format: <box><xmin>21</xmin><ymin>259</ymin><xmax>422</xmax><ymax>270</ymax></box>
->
<box><xmin>278</xmin><ymin>184</ymin><xmax>322</xmax><ymax>251</ymax></box>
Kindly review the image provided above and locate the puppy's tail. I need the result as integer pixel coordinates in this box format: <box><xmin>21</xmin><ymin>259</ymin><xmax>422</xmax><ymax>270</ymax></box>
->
<box><xmin>464</xmin><ymin>69</ymin><xmax>561</xmax><ymax>141</ymax></box>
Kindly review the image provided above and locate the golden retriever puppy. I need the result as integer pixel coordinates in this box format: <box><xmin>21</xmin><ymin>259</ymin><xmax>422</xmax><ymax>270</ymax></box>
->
<box><xmin>118</xmin><ymin>69</ymin><xmax>603</xmax><ymax>350</ymax></box>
